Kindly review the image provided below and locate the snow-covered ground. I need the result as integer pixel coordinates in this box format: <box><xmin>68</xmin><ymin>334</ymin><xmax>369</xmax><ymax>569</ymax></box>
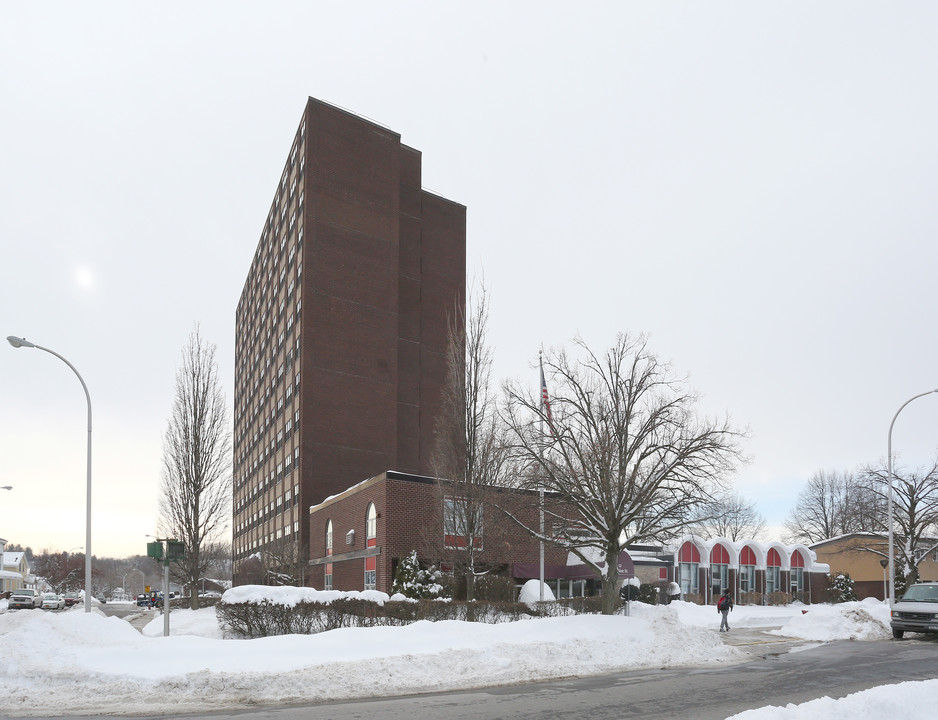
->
<box><xmin>0</xmin><ymin>589</ymin><xmax>928</xmax><ymax>718</ymax></box>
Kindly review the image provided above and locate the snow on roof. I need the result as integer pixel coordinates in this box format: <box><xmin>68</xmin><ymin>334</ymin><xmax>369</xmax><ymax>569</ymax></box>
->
<box><xmin>808</xmin><ymin>532</ymin><xmax>886</xmax><ymax>548</ymax></box>
<box><xmin>2</xmin><ymin>551</ymin><xmax>24</xmax><ymax>566</ymax></box>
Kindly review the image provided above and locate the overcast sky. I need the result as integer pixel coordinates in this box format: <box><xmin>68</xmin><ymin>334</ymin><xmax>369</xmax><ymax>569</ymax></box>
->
<box><xmin>3</xmin><ymin>2</ymin><xmax>938</xmax><ymax>558</ymax></box>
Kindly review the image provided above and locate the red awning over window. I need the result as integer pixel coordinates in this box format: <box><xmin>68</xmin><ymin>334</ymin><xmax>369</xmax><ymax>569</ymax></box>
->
<box><xmin>679</xmin><ymin>542</ymin><xmax>701</xmax><ymax>563</ymax></box>
<box><xmin>710</xmin><ymin>544</ymin><xmax>730</xmax><ymax>564</ymax></box>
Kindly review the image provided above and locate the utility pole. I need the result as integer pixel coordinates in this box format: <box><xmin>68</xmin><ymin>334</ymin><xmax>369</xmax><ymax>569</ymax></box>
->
<box><xmin>146</xmin><ymin>538</ymin><xmax>186</xmax><ymax>637</ymax></box>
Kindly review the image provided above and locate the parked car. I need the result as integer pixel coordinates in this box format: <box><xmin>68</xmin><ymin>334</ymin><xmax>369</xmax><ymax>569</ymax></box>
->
<box><xmin>8</xmin><ymin>589</ymin><xmax>39</xmax><ymax>610</ymax></box>
<box><xmin>41</xmin><ymin>593</ymin><xmax>65</xmax><ymax>610</ymax></box>
<box><xmin>890</xmin><ymin>581</ymin><xmax>938</xmax><ymax>639</ymax></box>
<box><xmin>63</xmin><ymin>592</ymin><xmax>81</xmax><ymax>607</ymax></box>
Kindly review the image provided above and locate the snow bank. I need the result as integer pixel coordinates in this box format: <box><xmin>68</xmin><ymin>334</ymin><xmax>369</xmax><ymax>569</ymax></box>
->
<box><xmin>221</xmin><ymin>584</ymin><xmax>392</xmax><ymax>606</ymax></box>
<box><xmin>0</xmin><ymin>592</ymin><xmax>907</xmax><ymax>718</ymax></box>
<box><xmin>518</xmin><ymin>578</ymin><xmax>556</xmax><ymax>604</ymax></box>
<box><xmin>0</xmin><ymin>601</ymin><xmax>739</xmax><ymax>716</ymax></box>
<box><xmin>728</xmin><ymin>679</ymin><xmax>938</xmax><ymax>719</ymax></box>
<box><xmin>768</xmin><ymin>598</ymin><xmax>891</xmax><ymax>642</ymax></box>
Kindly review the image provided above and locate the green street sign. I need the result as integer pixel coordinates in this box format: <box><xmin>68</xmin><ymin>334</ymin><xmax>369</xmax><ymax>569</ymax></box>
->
<box><xmin>167</xmin><ymin>540</ymin><xmax>185</xmax><ymax>560</ymax></box>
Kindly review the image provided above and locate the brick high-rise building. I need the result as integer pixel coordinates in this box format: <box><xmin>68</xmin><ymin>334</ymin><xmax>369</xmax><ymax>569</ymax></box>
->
<box><xmin>232</xmin><ymin>98</ymin><xmax>465</xmax><ymax>578</ymax></box>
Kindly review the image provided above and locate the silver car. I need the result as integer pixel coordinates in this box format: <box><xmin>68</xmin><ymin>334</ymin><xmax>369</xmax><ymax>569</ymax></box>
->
<box><xmin>40</xmin><ymin>593</ymin><xmax>65</xmax><ymax>610</ymax></box>
<box><xmin>890</xmin><ymin>581</ymin><xmax>938</xmax><ymax>639</ymax></box>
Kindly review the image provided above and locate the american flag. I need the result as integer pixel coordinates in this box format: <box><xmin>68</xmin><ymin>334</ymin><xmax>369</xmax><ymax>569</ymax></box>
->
<box><xmin>540</xmin><ymin>358</ymin><xmax>553</xmax><ymax>426</ymax></box>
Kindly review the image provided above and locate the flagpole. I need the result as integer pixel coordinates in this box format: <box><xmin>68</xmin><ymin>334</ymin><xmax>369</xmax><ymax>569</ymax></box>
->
<box><xmin>539</xmin><ymin>351</ymin><xmax>545</xmax><ymax>603</ymax></box>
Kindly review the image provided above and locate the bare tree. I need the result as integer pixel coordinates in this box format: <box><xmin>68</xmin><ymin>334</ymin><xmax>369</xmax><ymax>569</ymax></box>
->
<box><xmin>783</xmin><ymin>469</ymin><xmax>880</xmax><ymax>544</ymax></box>
<box><xmin>857</xmin><ymin>459</ymin><xmax>938</xmax><ymax>587</ymax></box>
<box><xmin>259</xmin><ymin>537</ymin><xmax>309</xmax><ymax>586</ymax></box>
<box><xmin>31</xmin><ymin>550</ymin><xmax>84</xmax><ymax>594</ymax></box>
<box><xmin>696</xmin><ymin>492</ymin><xmax>766</xmax><ymax>541</ymax></box>
<box><xmin>159</xmin><ymin>326</ymin><xmax>232</xmax><ymax>609</ymax></box>
<box><xmin>430</xmin><ymin>287</ymin><xmax>509</xmax><ymax>601</ymax></box>
<box><xmin>503</xmin><ymin>333</ymin><xmax>743</xmax><ymax>614</ymax></box>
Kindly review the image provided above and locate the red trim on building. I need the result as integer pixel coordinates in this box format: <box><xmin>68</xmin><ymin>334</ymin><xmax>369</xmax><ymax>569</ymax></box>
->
<box><xmin>767</xmin><ymin>548</ymin><xmax>781</xmax><ymax>566</ymax></box>
<box><xmin>710</xmin><ymin>544</ymin><xmax>730</xmax><ymax>564</ymax></box>
<box><xmin>678</xmin><ymin>542</ymin><xmax>701</xmax><ymax>563</ymax></box>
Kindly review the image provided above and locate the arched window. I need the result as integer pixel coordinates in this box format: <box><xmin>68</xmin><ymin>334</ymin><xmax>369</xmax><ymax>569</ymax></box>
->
<box><xmin>790</xmin><ymin>549</ymin><xmax>806</xmax><ymax>594</ymax></box>
<box><xmin>366</xmin><ymin>503</ymin><xmax>377</xmax><ymax>546</ymax></box>
<box><xmin>324</xmin><ymin>520</ymin><xmax>333</xmax><ymax>591</ymax></box>
<box><xmin>710</xmin><ymin>543</ymin><xmax>730</xmax><ymax>600</ymax></box>
<box><xmin>678</xmin><ymin>541</ymin><xmax>701</xmax><ymax>596</ymax></box>
<box><xmin>739</xmin><ymin>545</ymin><xmax>758</xmax><ymax>598</ymax></box>
<box><xmin>766</xmin><ymin>548</ymin><xmax>782</xmax><ymax>595</ymax></box>
<box><xmin>364</xmin><ymin>504</ymin><xmax>377</xmax><ymax>591</ymax></box>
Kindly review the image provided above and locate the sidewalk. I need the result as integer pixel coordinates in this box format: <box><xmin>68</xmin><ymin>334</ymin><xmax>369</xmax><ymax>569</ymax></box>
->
<box><xmin>717</xmin><ymin>625</ymin><xmax>817</xmax><ymax>659</ymax></box>
<box><xmin>127</xmin><ymin>610</ymin><xmax>156</xmax><ymax>633</ymax></box>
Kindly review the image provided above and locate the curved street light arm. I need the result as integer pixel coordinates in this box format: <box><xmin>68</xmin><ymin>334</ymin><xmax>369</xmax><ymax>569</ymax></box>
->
<box><xmin>6</xmin><ymin>335</ymin><xmax>93</xmax><ymax>613</ymax></box>
<box><xmin>887</xmin><ymin>388</ymin><xmax>938</xmax><ymax>605</ymax></box>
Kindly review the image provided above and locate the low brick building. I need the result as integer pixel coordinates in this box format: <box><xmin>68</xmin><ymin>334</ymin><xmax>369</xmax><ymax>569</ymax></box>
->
<box><xmin>673</xmin><ymin>535</ymin><xmax>831</xmax><ymax>605</ymax></box>
<box><xmin>307</xmin><ymin>473</ymin><xmax>832</xmax><ymax>605</ymax></box>
<box><xmin>308</xmin><ymin>470</ymin><xmax>584</xmax><ymax>597</ymax></box>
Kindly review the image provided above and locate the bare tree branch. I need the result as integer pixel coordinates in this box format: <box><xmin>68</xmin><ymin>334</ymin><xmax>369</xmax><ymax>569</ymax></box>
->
<box><xmin>784</xmin><ymin>469</ymin><xmax>882</xmax><ymax>544</ymax></box>
<box><xmin>858</xmin><ymin>459</ymin><xmax>938</xmax><ymax>587</ymax></box>
<box><xmin>158</xmin><ymin>325</ymin><xmax>231</xmax><ymax>609</ymax></box>
<box><xmin>430</xmin><ymin>285</ymin><xmax>510</xmax><ymax>600</ymax></box>
<box><xmin>695</xmin><ymin>492</ymin><xmax>767</xmax><ymax>541</ymax></box>
<box><xmin>503</xmin><ymin>333</ymin><xmax>743</xmax><ymax>614</ymax></box>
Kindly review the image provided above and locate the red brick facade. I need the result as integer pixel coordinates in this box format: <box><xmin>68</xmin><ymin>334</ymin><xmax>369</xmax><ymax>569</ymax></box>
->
<box><xmin>233</xmin><ymin>98</ymin><xmax>465</xmax><ymax>574</ymax></box>
<box><xmin>309</xmin><ymin>471</ymin><xmax>573</xmax><ymax>594</ymax></box>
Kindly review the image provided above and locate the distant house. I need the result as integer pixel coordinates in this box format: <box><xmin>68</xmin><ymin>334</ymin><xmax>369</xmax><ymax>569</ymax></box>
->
<box><xmin>810</xmin><ymin>533</ymin><xmax>938</xmax><ymax>600</ymax></box>
<box><xmin>0</xmin><ymin>540</ymin><xmax>31</xmax><ymax>594</ymax></box>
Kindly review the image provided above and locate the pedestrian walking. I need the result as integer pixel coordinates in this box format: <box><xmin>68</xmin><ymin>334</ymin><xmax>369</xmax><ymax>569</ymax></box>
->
<box><xmin>717</xmin><ymin>590</ymin><xmax>733</xmax><ymax>632</ymax></box>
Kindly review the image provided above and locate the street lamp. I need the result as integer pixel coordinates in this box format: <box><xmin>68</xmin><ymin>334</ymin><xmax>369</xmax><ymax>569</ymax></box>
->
<box><xmin>6</xmin><ymin>335</ymin><xmax>93</xmax><ymax>613</ymax></box>
<box><xmin>879</xmin><ymin>557</ymin><xmax>889</xmax><ymax>602</ymax></box>
<box><xmin>886</xmin><ymin>388</ymin><xmax>938</xmax><ymax>605</ymax></box>
<box><xmin>0</xmin><ymin>486</ymin><xmax>10</xmax><ymax>594</ymax></box>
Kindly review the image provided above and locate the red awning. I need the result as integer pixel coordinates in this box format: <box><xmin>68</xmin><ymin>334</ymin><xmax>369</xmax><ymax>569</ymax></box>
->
<box><xmin>513</xmin><ymin>551</ymin><xmax>634</xmax><ymax>580</ymax></box>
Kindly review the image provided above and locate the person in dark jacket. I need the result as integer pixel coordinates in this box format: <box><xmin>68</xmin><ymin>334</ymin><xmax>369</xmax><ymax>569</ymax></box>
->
<box><xmin>718</xmin><ymin>590</ymin><xmax>733</xmax><ymax>632</ymax></box>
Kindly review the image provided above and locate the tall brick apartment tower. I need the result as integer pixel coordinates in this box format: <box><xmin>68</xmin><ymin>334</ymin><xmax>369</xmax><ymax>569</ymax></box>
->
<box><xmin>232</xmin><ymin>98</ymin><xmax>466</xmax><ymax>579</ymax></box>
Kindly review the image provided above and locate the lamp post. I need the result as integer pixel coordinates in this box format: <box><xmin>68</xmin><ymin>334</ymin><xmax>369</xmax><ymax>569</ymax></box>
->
<box><xmin>6</xmin><ymin>336</ymin><xmax>93</xmax><ymax>613</ymax></box>
<box><xmin>886</xmin><ymin>389</ymin><xmax>938</xmax><ymax>605</ymax></box>
<box><xmin>0</xmin><ymin>486</ymin><xmax>10</xmax><ymax>594</ymax></box>
<box><xmin>1</xmin><ymin>486</ymin><xmax>10</xmax><ymax>524</ymax></box>
<box><xmin>879</xmin><ymin>557</ymin><xmax>888</xmax><ymax>602</ymax></box>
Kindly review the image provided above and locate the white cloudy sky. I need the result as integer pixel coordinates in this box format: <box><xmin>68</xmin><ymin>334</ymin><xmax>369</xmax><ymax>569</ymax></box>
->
<box><xmin>2</xmin><ymin>2</ymin><xmax>938</xmax><ymax>557</ymax></box>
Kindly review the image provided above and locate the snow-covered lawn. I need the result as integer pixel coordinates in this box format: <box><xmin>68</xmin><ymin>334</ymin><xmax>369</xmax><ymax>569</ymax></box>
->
<box><xmin>0</xmin><ymin>591</ymin><xmax>928</xmax><ymax>718</ymax></box>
